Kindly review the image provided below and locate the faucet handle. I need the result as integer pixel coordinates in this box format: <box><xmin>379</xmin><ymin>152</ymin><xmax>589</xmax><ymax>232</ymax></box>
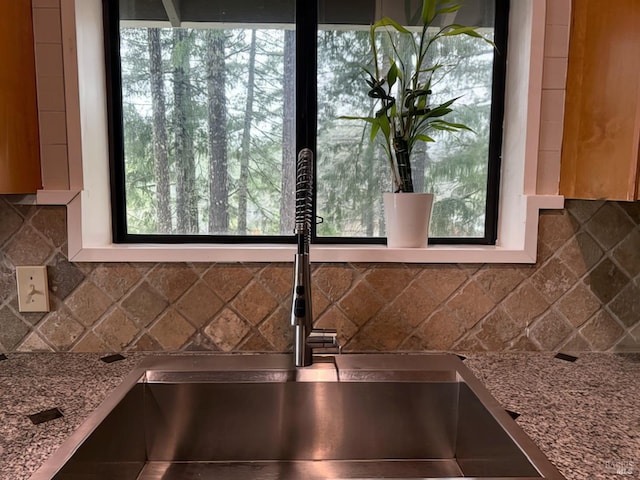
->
<box><xmin>307</xmin><ymin>328</ymin><xmax>341</xmax><ymax>354</ymax></box>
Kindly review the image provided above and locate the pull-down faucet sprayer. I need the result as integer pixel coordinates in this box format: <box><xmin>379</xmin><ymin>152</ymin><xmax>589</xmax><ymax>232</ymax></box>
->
<box><xmin>291</xmin><ymin>149</ymin><xmax>338</xmax><ymax>367</ymax></box>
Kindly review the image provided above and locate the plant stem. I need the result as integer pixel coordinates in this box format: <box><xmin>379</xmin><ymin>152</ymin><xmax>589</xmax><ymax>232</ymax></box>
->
<box><xmin>393</xmin><ymin>137</ymin><xmax>414</xmax><ymax>192</ymax></box>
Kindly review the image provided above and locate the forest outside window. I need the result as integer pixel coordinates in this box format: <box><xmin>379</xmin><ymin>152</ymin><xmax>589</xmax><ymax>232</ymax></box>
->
<box><xmin>105</xmin><ymin>0</ymin><xmax>508</xmax><ymax>245</ymax></box>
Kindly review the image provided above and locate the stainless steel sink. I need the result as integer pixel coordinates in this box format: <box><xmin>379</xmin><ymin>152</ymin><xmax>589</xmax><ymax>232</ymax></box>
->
<box><xmin>31</xmin><ymin>354</ymin><xmax>565</xmax><ymax>479</ymax></box>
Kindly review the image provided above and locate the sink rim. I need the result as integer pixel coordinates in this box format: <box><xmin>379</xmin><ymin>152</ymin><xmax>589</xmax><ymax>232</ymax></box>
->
<box><xmin>30</xmin><ymin>353</ymin><xmax>565</xmax><ymax>480</ymax></box>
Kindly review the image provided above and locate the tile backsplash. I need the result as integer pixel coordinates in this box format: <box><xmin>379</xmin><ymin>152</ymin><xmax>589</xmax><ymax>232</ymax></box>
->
<box><xmin>0</xmin><ymin>197</ymin><xmax>639</xmax><ymax>354</ymax></box>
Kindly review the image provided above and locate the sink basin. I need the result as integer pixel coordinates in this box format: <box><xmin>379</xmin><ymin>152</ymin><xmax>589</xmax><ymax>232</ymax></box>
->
<box><xmin>31</xmin><ymin>354</ymin><xmax>565</xmax><ymax>479</ymax></box>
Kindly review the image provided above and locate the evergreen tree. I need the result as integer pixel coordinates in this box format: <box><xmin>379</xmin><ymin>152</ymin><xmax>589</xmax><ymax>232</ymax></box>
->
<box><xmin>205</xmin><ymin>29</ymin><xmax>229</xmax><ymax>234</ymax></box>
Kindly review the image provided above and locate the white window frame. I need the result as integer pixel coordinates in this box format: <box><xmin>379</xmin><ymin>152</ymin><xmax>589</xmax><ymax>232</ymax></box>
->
<box><xmin>39</xmin><ymin>0</ymin><xmax>564</xmax><ymax>263</ymax></box>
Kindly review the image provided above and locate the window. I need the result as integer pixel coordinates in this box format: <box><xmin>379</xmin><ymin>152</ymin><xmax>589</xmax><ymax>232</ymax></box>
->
<box><xmin>104</xmin><ymin>0</ymin><xmax>509</xmax><ymax>245</ymax></box>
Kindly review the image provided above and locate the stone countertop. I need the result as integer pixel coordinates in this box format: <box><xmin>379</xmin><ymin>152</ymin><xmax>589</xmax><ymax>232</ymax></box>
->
<box><xmin>0</xmin><ymin>353</ymin><xmax>638</xmax><ymax>480</ymax></box>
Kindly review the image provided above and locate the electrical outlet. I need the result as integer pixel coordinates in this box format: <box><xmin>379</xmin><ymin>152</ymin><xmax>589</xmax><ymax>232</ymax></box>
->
<box><xmin>16</xmin><ymin>266</ymin><xmax>50</xmax><ymax>312</ymax></box>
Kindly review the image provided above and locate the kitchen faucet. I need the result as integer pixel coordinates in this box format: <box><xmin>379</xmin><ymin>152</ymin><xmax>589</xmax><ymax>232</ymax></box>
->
<box><xmin>290</xmin><ymin>148</ymin><xmax>339</xmax><ymax>367</ymax></box>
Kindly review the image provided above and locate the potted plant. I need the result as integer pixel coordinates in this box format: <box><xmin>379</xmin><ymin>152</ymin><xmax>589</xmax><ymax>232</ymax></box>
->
<box><xmin>344</xmin><ymin>0</ymin><xmax>494</xmax><ymax>247</ymax></box>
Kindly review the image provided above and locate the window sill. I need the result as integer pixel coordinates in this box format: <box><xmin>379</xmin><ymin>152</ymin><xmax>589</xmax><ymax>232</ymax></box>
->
<box><xmin>59</xmin><ymin>193</ymin><xmax>563</xmax><ymax>264</ymax></box>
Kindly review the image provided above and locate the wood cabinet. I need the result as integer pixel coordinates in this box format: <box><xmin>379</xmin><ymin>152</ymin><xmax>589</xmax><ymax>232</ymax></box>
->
<box><xmin>0</xmin><ymin>0</ymin><xmax>42</xmax><ymax>194</ymax></box>
<box><xmin>560</xmin><ymin>0</ymin><xmax>640</xmax><ymax>201</ymax></box>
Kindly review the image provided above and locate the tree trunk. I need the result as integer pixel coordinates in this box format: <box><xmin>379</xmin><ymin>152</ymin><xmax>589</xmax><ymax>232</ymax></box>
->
<box><xmin>147</xmin><ymin>28</ymin><xmax>172</xmax><ymax>233</ymax></box>
<box><xmin>206</xmin><ymin>29</ymin><xmax>229</xmax><ymax>234</ymax></box>
<box><xmin>172</xmin><ymin>29</ymin><xmax>198</xmax><ymax>233</ymax></box>
<box><xmin>279</xmin><ymin>29</ymin><xmax>296</xmax><ymax>235</ymax></box>
<box><xmin>237</xmin><ymin>29</ymin><xmax>257</xmax><ymax>235</ymax></box>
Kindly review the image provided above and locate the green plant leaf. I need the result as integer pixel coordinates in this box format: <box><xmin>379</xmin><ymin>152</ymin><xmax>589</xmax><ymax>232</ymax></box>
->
<box><xmin>443</xmin><ymin>25</ymin><xmax>483</xmax><ymax>38</ymax></box>
<box><xmin>422</xmin><ymin>0</ymin><xmax>437</xmax><ymax>24</ymax></box>
<box><xmin>370</xmin><ymin>119</ymin><xmax>380</xmax><ymax>141</ymax></box>
<box><xmin>387</xmin><ymin>62</ymin><xmax>398</xmax><ymax>89</ymax></box>
<box><xmin>432</xmin><ymin>120</ymin><xmax>475</xmax><ymax>133</ymax></box>
<box><xmin>415</xmin><ymin>134</ymin><xmax>435</xmax><ymax>142</ymax></box>
<box><xmin>376</xmin><ymin>112</ymin><xmax>391</xmax><ymax>139</ymax></box>
<box><xmin>372</xmin><ymin>17</ymin><xmax>411</xmax><ymax>35</ymax></box>
<box><xmin>436</xmin><ymin>4</ymin><xmax>462</xmax><ymax>16</ymax></box>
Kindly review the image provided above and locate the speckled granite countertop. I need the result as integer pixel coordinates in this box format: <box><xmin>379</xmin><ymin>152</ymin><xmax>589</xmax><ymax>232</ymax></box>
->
<box><xmin>0</xmin><ymin>353</ymin><xmax>638</xmax><ymax>480</ymax></box>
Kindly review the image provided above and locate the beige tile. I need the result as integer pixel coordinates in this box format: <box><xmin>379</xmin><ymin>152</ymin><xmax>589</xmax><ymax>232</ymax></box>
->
<box><xmin>475</xmin><ymin>265</ymin><xmax>527</xmax><ymax>303</ymax></box>
<box><xmin>0</xmin><ymin>307</ymin><xmax>31</xmax><ymax>350</ymax></box>
<box><xmin>557</xmin><ymin>232</ymin><xmax>603</xmax><ymax>277</ymax></box>
<box><xmin>348</xmin><ymin>306</ymin><xmax>413</xmax><ymax>351</ymax></box>
<box><xmin>94</xmin><ymin>307</ymin><xmax>139</xmax><ymax>351</ymax></box>
<box><xmin>585</xmin><ymin>258</ymin><xmax>630</xmax><ymax>304</ymax></box>
<box><xmin>150</xmin><ymin>309</ymin><xmax>195</xmax><ymax>350</ymax></box>
<box><xmin>313</xmin><ymin>265</ymin><xmax>355</xmax><ymax>302</ymax></box>
<box><xmin>536</xmin><ymin>151</ymin><xmax>561</xmax><ymax>195</ymax></box>
<box><xmin>446</xmin><ymin>282</ymin><xmax>495</xmax><ymax>329</ymax></box>
<box><xmin>364</xmin><ymin>266</ymin><xmax>414</xmax><ymax>301</ymax></box>
<box><xmin>608</xmin><ymin>284</ymin><xmax>640</xmax><ymax>328</ymax></box>
<box><xmin>415</xmin><ymin>308</ymin><xmax>465</xmax><ymax>350</ymax></box>
<box><xmin>529</xmin><ymin>310</ymin><xmax>573</xmax><ymax>350</ymax></box>
<box><xmin>560</xmin><ymin>333</ymin><xmax>592</xmax><ymax>353</ymax></box>
<box><xmin>128</xmin><ymin>334</ymin><xmax>163</xmax><ymax>352</ymax></box>
<box><xmin>121</xmin><ymin>281</ymin><xmax>168</xmax><ymax>327</ymax></box>
<box><xmin>538</xmin><ymin>210</ymin><xmax>578</xmax><ymax>252</ymax></box>
<box><xmin>175</xmin><ymin>281</ymin><xmax>223</xmax><ymax>327</ymax></box>
<box><xmin>338</xmin><ymin>281</ymin><xmax>385</xmax><ymax>326</ymax></box>
<box><xmin>413</xmin><ymin>266</ymin><xmax>467</xmax><ymax>303</ymax></box>
<box><xmin>0</xmin><ymin>264</ymin><xmax>18</xmax><ymax>304</ymax></box>
<box><xmin>147</xmin><ymin>264</ymin><xmax>198</xmax><ymax>302</ymax></box>
<box><xmin>556</xmin><ymin>284</ymin><xmax>601</xmax><ymax>328</ymax></box>
<box><xmin>32</xmin><ymin>7</ymin><xmax>62</xmax><ymax>44</ymax></box>
<box><xmin>33</xmin><ymin>0</ymin><xmax>60</xmax><ymax>8</ymax></box>
<box><xmin>530</xmin><ymin>257</ymin><xmax>578</xmax><ymax>303</ymax></box>
<box><xmin>91</xmin><ymin>263</ymin><xmax>141</xmax><ymax>301</ymax></box>
<box><xmin>40</xmin><ymin>144</ymin><xmax>70</xmax><ymax>190</ymax></box>
<box><xmin>4</xmin><ymin>225</ymin><xmax>53</xmax><ymax>265</ymax></box>
<box><xmin>585</xmin><ymin>203</ymin><xmax>635</xmax><ymax>250</ymax></box>
<box><xmin>503</xmin><ymin>282</ymin><xmax>549</xmax><ymax>325</ymax></box>
<box><xmin>204</xmin><ymin>309</ymin><xmax>250</xmax><ymax>351</ymax></box>
<box><xmin>540</xmin><ymin>89</ymin><xmax>565</xmax><ymax>123</ymax></box>
<box><xmin>538</xmin><ymin>121</ymin><xmax>564</xmax><ymax>151</ymax></box>
<box><xmin>71</xmin><ymin>331</ymin><xmax>108</xmax><ymax>352</ymax></box>
<box><xmin>31</xmin><ymin>206</ymin><xmax>67</xmax><ymax>248</ymax></box>
<box><xmin>202</xmin><ymin>265</ymin><xmax>254</xmax><ymax>301</ymax></box>
<box><xmin>542</xmin><ymin>57</ymin><xmax>568</xmax><ymax>89</ymax></box>
<box><xmin>231</xmin><ymin>281</ymin><xmax>278</xmax><ymax>326</ymax></box>
<box><xmin>65</xmin><ymin>281</ymin><xmax>112</xmax><ymax>327</ymax></box>
<box><xmin>258</xmin><ymin>307</ymin><xmax>292</xmax><ymax>352</ymax></box>
<box><xmin>580</xmin><ymin>311</ymin><xmax>625</xmax><ymax>351</ymax></box>
<box><xmin>389</xmin><ymin>282</ymin><xmax>440</xmax><ymax>328</ymax></box>
<box><xmin>476</xmin><ymin>307</ymin><xmax>526</xmax><ymax>350</ymax></box>
<box><xmin>17</xmin><ymin>331</ymin><xmax>53</xmax><ymax>352</ymax></box>
<box><xmin>506</xmin><ymin>335</ymin><xmax>540</xmax><ymax>352</ymax></box>
<box><xmin>454</xmin><ymin>334</ymin><xmax>488</xmax><ymax>352</ymax></box>
<box><xmin>565</xmin><ymin>199</ymin><xmax>604</xmax><ymax>224</ymax></box>
<box><xmin>258</xmin><ymin>264</ymin><xmax>293</xmax><ymax>300</ymax></box>
<box><xmin>546</xmin><ymin>0</ymin><xmax>571</xmax><ymax>26</ymax></box>
<box><xmin>0</xmin><ymin>200</ymin><xmax>24</xmax><ymax>246</ymax></box>
<box><xmin>612</xmin><ymin>230</ymin><xmax>640</xmax><ymax>278</ymax></box>
<box><xmin>238</xmin><ymin>332</ymin><xmax>274</xmax><ymax>352</ymax></box>
<box><xmin>39</xmin><ymin>111</ymin><xmax>67</xmax><ymax>145</ymax></box>
<box><xmin>38</xmin><ymin>309</ymin><xmax>84</xmax><ymax>350</ymax></box>
<box><xmin>35</xmin><ymin>43</ymin><xmax>63</xmax><ymax>76</ymax></box>
<box><xmin>36</xmin><ymin>74</ymin><xmax>66</xmax><ymax>111</ymax></box>
<box><xmin>544</xmin><ymin>25</ymin><xmax>570</xmax><ymax>58</ymax></box>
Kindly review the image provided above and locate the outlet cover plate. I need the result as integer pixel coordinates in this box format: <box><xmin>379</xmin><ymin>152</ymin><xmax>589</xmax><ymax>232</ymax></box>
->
<box><xmin>16</xmin><ymin>266</ymin><xmax>50</xmax><ymax>312</ymax></box>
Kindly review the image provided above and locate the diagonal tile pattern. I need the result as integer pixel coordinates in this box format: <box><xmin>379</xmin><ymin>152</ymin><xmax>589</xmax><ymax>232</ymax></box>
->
<box><xmin>0</xmin><ymin>196</ymin><xmax>639</xmax><ymax>354</ymax></box>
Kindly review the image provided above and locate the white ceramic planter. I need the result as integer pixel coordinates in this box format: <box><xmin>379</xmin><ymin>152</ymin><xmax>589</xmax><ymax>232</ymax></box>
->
<box><xmin>383</xmin><ymin>192</ymin><xmax>434</xmax><ymax>248</ymax></box>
